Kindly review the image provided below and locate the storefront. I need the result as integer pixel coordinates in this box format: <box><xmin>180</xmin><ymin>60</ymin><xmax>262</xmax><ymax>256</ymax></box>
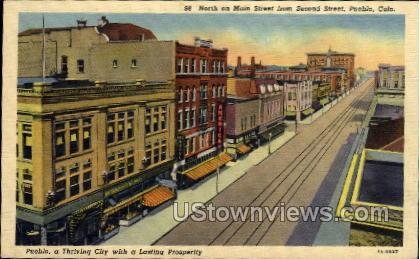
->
<box><xmin>178</xmin><ymin>152</ymin><xmax>232</xmax><ymax>188</ymax></box>
<box><xmin>258</xmin><ymin>121</ymin><xmax>286</xmax><ymax>144</ymax></box>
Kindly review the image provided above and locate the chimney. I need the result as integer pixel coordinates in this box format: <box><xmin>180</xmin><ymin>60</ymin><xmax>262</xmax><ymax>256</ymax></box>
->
<box><xmin>77</xmin><ymin>19</ymin><xmax>87</xmax><ymax>28</ymax></box>
<box><xmin>251</xmin><ymin>56</ymin><xmax>255</xmax><ymax>66</ymax></box>
<box><xmin>237</xmin><ymin>56</ymin><xmax>242</xmax><ymax>68</ymax></box>
<box><xmin>250</xmin><ymin>56</ymin><xmax>256</xmax><ymax>78</ymax></box>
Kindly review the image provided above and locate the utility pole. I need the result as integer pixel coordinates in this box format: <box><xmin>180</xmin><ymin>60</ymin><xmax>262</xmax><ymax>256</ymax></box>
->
<box><xmin>268</xmin><ymin>132</ymin><xmax>272</xmax><ymax>155</ymax></box>
<box><xmin>42</xmin><ymin>14</ymin><xmax>46</xmax><ymax>82</ymax></box>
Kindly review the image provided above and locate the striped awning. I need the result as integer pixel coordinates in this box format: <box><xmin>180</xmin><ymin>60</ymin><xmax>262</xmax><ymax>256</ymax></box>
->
<box><xmin>142</xmin><ymin>186</ymin><xmax>174</xmax><ymax>207</ymax></box>
<box><xmin>185</xmin><ymin>153</ymin><xmax>233</xmax><ymax>181</ymax></box>
<box><xmin>237</xmin><ymin>144</ymin><xmax>252</xmax><ymax>155</ymax></box>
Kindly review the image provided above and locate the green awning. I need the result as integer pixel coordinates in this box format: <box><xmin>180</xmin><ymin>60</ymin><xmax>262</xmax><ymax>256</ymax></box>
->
<box><xmin>320</xmin><ymin>98</ymin><xmax>329</xmax><ymax>105</ymax></box>
<box><xmin>302</xmin><ymin>108</ymin><xmax>315</xmax><ymax>116</ymax></box>
<box><xmin>285</xmin><ymin>110</ymin><xmax>296</xmax><ymax>116</ymax></box>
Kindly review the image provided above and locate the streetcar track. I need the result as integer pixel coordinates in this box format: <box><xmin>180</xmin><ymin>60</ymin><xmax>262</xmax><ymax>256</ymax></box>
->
<box><xmin>208</xmin><ymin>81</ymin><xmax>373</xmax><ymax>245</ymax></box>
<box><xmin>225</xmin><ymin>88</ymin><xmax>371</xmax><ymax>245</ymax></box>
<box><xmin>248</xmin><ymin>88</ymin><xmax>373</xmax><ymax>245</ymax></box>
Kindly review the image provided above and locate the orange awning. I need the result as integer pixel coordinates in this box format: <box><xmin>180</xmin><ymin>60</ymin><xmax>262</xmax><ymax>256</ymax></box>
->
<box><xmin>237</xmin><ymin>144</ymin><xmax>252</xmax><ymax>155</ymax></box>
<box><xmin>142</xmin><ymin>186</ymin><xmax>174</xmax><ymax>207</ymax></box>
<box><xmin>185</xmin><ymin>153</ymin><xmax>233</xmax><ymax>181</ymax></box>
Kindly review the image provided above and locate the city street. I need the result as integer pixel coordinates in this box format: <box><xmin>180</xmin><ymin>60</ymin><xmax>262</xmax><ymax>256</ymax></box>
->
<box><xmin>155</xmin><ymin>78</ymin><xmax>375</xmax><ymax>245</ymax></box>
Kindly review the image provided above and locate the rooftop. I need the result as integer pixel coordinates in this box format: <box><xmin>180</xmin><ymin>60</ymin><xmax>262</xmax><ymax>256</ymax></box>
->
<box><xmin>19</xmin><ymin>17</ymin><xmax>157</xmax><ymax>42</ymax></box>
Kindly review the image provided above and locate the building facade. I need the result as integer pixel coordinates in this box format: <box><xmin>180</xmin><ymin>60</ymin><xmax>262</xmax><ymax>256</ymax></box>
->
<box><xmin>377</xmin><ymin>64</ymin><xmax>405</xmax><ymax>90</ymax></box>
<box><xmin>18</xmin><ymin>16</ymin><xmax>174</xmax><ymax>83</ymax></box>
<box><xmin>174</xmin><ymin>39</ymin><xmax>231</xmax><ymax>188</ymax></box>
<box><xmin>225</xmin><ymin>78</ymin><xmax>285</xmax><ymax>158</ymax></box>
<box><xmin>16</xmin><ymin>16</ymin><xmax>179</xmax><ymax>246</ymax></box>
<box><xmin>235</xmin><ymin>56</ymin><xmax>266</xmax><ymax>78</ymax></box>
<box><xmin>306</xmin><ymin>48</ymin><xmax>355</xmax><ymax>90</ymax></box>
<box><xmin>256</xmin><ymin>70</ymin><xmax>344</xmax><ymax>95</ymax></box>
<box><xmin>282</xmin><ymin>80</ymin><xmax>313</xmax><ymax>121</ymax></box>
<box><xmin>16</xmin><ymin>80</ymin><xmax>176</xmax><ymax>245</ymax></box>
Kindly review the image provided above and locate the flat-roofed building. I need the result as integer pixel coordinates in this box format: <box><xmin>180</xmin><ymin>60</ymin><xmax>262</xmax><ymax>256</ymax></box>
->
<box><xmin>376</xmin><ymin>64</ymin><xmax>405</xmax><ymax>91</ymax></box>
<box><xmin>306</xmin><ymin>48</ymin><xmax>355</xmax><ymax>90</ymax></box>
<box><xmin>225</xmin><ymin>78</ymin><xmax>285</xmax><ymax>158</ymax></box>
<box><xmin>174</xmin><ymin>39</ymin><xmax>231</xmax><ymax>188</ymax></box>
<box><xmin>281</xmin><ymin>80</ymin><xmax>314</xmax><ymax>121</ymax></box>
<box><xmin>16</xmin><ymin>16</ymin><xmax>178</xmax><ymax>245</ymax></box>
<box><xmin>16</xmin><ymin>79</ymin><xmax>176</xmax><ymax>245</ymax></box>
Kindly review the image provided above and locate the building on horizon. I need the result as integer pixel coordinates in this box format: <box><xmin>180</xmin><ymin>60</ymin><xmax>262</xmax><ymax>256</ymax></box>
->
<box><xmin>306</xmin><ymin>48</ymin><xmax>355</xmax><ymax>90</ymax></box>
<box><xmin>375</xmin><ymin>64</ymin><xmax>405</xmax><ymax>91</ymax></box>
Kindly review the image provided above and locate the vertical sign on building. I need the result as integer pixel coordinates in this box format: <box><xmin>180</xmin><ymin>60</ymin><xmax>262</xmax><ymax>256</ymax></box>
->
<box><xmin>217</xmin><ymin>104</ymin><xmax>224</xmax><ymax>150</ymax></box>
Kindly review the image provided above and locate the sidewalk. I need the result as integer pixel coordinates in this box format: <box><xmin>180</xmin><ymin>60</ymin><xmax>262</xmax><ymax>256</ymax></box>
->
<box><xmin>101</xmin><ymin>130</ymin><xmax>296</xmax><ymax>245</ymax></box>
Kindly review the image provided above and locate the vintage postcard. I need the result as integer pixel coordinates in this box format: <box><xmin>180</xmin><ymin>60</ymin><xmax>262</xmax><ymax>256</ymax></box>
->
<box><xmin>2</xmin><ymin>1</ymin><xmax>418</xmax><ymax>258</ymax></box>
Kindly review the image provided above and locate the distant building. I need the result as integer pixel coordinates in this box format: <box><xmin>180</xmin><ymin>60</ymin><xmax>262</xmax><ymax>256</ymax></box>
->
<box><xmin>226</xmin><ymin>78</ymin><xmax>285</xmax><ymax>158</ymax></box>
<box><xmin>306</xmin><ymin>48</ymin><xmax>355</xmax><ymax>90</ymax></box>
<box><xmin>235</xmin><ymin>56</ymin><xmax>266</xmax><ymax>78</ymax></box>
<box><xmin>281</xmin><ymin>80</ymin><xmax>313</xmax><ymax>121</ymax></box>
<box><xmin>174</xmin><ymin>39</ymin><xmax>231</xmax><ymax>188</ymax></box>
<box><xmin>256</xmin><ymin>70</ymin><xmax>345</xmax><ymax>95</ymax></box>
<box><xmin>376</xmin><ymin>64</ymin><xmax>405</xmax><ymax>90</ymax></box>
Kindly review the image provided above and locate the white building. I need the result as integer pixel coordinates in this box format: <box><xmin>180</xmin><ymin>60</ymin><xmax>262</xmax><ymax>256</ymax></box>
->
<box><xmin>283</xmin><ymin>80</ymin><xmax>313</xmax><ymax>121</ymax></box>
<box><xmin>378</xmin><ymin>64</ymin><xmax>405</xmax><ymax>90</ymax></box>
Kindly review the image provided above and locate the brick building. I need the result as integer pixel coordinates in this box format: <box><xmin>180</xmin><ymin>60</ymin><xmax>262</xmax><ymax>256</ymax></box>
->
<box><xmin>174</xmin><ymin>39</ymin><xmax>231</xmax><ymax>188</ymax></box>
<box><xmin>306</xmin><ymin>48</ymin><xmax>355</xmax><ymax>90</ymax></box>
<box><xmin>235</xmin><ymin>56</ymin><xmax>266</xmax><ymax>78</ymax></box>
<box><xmin>256</xmin><ymin>70</ymin><xmax>345</xmax><ymax>95</ymax></box>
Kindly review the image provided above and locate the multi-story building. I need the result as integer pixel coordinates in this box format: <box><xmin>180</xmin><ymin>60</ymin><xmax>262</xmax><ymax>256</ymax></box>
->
<box><xmin>306</xmin><ymin>48</ymin><xmax>355</xmax><ymax>90</ymax></box>
<box><xmin>235</xmin><ymin>56</ymin><xmax>266</xmax><ymax>78</ymax></box>
<box><xmin>225</xmin><ymin>78</ymin><xmax>285</xmax><ymax>158</ymax></box>
<box><xmin>16</xmin><ymin>16</ymin><xmax>178</xmax><ymax>245</ymax></box>
<box><xmin>174</xmin><ymin>38</ymin><xmax>231</xmax><ymax>188</ymax></box>
<box><xmin>281</xmin><ymin>80</ymin><xmax>313</xmax><ymax>121</ymax></box>
<box><xmin>16</xmin><ymin>80</ymin><xmax>176</xmax><ymax>245</ymax></box>
<box><xmin>256</xmin><ymin>70</ymin><xmax>344</xmax><ymax>95</ymax></box>
<box><xmin>18</xmin><ymin>16</ymin><xmax>174</xmax><ymax>82</ymax></box>
<box><xmin>376</xmin><ymin>64</ymin><xmax>405</xmax><ymax>90</ymax></box>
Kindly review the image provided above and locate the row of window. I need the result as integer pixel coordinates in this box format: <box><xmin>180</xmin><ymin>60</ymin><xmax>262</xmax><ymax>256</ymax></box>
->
<box><xmin>184</xmin><ymin>130</ymin><xmax>216</xmax><ymax>155</ymax></box>
<box><xmin>107</xmin><ymin>111</ymin><xmax>134</xmax><ymax>145</ymax></box>
<box><xmin>144</xmin><ymin>139</ymin><xmax>167</xmax><ymax>167</ymax></box>
<box><xmin>257</xmin><ymin>73</ymin><xmax>334</xmax><ymax>82</ymax></box>
<box><xmin>17</xmin><ymin>123</ymin><xmax>32</xmax><ymax>160</ymax></box>
<box><xmin>177</xmin><ymin>85</ymin><xmax>225</xmax><ymax>103</ymax></box>
<box><xmin>54</xmin><ymin>158</ymin><xmax>93</xmax><ymax>202</ymax></box>
<box><xmin>176</xmin><ymin>58</ymin><xmax>226</xmax><ymax>74</ymax></box>
<box><xmin>241</xmin><ymin>115</ymin><xmax>257</xmax><ymax>132</ymax></box>
<box><xmin>16</xmin><ymin>168</ymin><xmax>33</xmax><ymax>205</ymax></box>
<box><xmin>106</xmin><ymin>147</ymin><xmax>135</xmax><ymax>183</ymax></box>
<box><xmin>177</xmin><ymin>104</ymin><xmax>217</xmax><ymax>130</ymax></box>
<box><xmin>55</xmin><ymin>118</ymin><xmax>92</xmax><ymax>158</ymax></box>
<box><xmin>62</xmin><ymin>56</ymin><xmax>139</xmax><ymax>74</ymax></box>
<box><xmin>145</xmin><ymin>106</ymin><xmax>167</xmax><ymax>135</ymax></box>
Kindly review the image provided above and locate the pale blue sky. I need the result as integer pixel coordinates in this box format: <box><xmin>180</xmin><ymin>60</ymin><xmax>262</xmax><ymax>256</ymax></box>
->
<box><xmin>19</xmin><ymin>13</ymin><xmax>405</xmax><ymax>69</ymax></box>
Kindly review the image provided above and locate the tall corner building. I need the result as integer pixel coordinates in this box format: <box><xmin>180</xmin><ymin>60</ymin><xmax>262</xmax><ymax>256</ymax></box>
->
<box><xmin>16</xmin><ymin>17</ymin><xmax>178</xmax><ymax>245</ymax></box>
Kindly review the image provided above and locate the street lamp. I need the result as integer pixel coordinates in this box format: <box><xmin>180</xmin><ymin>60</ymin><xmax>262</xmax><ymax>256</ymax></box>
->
<box><xmin>268</xmin><ymin>132</ymin><xmax>272</xmax><ymax>155</ymax></box>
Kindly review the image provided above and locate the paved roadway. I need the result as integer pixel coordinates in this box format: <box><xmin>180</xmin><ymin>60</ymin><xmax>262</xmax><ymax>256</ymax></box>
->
<box><xmin>155</xmin><ymin>78</ymin><xmax>375</xmax><ymax>246</ymax></box>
